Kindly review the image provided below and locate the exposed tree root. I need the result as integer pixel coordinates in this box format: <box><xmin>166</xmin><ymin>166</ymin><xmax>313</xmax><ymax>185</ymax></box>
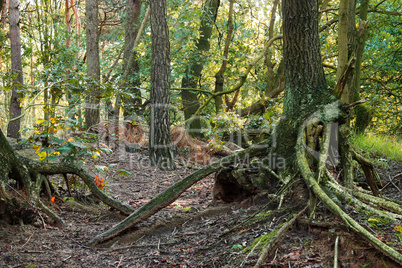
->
<box><xmin>352</xmin><ymin>149</ymin><xmax>383</xmax><ymax>196</ymax></box>
<box><xmin>87</xmin><ymin>141</ymin><xmax>269</xmax><ymax>246</ymax></box>
<box><xmin>18</xmin><ymin>155</ymin><xmax>134</xmax><ymax>215</ymax></box>
<box><xmin>0</xmin><ymin>129</ymin><xmax>134</xmax><ymax>226</ymax></box>
<box><xmin>352</xmin><ymin>188</ymin><xmax>402</xmax><ymax>214</ymax></box>
<box><xmin>324</xmin><ymin>173</ymin><xmax>401</xmax><ymax>222</ymax></box>
<box><xmin>296</xmin><ymin>124</ymin><xmax>402</xmax><ymax>265</ymax></box>
<box><xmin>253</xmin><ymin>204</ymin><xmax>309</xmax><ymax>268</ymax></box>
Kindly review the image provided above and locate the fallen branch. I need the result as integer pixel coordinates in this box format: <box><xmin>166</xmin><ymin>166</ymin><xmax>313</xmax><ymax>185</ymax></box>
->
<box><xmin>87</xmin><ymin>140</ymin><xmax>269</xmax><ymax>246</ymax></box>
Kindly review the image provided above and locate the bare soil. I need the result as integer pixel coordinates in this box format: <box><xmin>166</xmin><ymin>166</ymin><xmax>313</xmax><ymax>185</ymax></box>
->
<box><xmin>0</xmin><ymin>146</ymin><xmax>401</xmax><ymax>267</ymax></box>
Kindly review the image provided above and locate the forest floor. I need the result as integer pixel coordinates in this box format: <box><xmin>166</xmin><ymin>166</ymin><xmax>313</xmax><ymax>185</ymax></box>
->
<box><xmin>0</xmin><ymin>145</ymin><xmax>401</xmax><ymax>267</ymax></box>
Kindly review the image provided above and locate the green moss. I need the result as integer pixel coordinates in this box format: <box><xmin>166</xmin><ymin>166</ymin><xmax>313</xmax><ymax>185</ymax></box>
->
<box><xmin>243</xmin><ymin>222</ymin><xmax>284</xmax><ymax>253</ymax></box>
<box><xmin>359</xmin><ymin>208</ymin><xmax>395</xmax><ymax>225</ymax></box>
<box><xmin>253</xmin><ymin>211</ymin><xmax>272</xmax><ymax>222</ymax></box>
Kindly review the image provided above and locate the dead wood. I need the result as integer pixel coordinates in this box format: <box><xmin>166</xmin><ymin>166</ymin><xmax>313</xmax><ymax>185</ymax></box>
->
<box><xmin>87</xmin><ymin>140</ymin><xmax>270</xmax><ymax>246</ymax></box>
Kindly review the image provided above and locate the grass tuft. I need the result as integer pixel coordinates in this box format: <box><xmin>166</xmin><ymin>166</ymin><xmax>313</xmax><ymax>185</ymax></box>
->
<box><xmin>351</xmin><ymin>133</ymin><xmax>402</xmax><ymax>161</ymax></box>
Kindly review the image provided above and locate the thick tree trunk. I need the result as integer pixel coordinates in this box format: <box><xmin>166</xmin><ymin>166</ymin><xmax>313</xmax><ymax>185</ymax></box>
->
<box><xmin>122</xmin><ymin>0</ymin><xmax>142</xmax><ymax>120</ymax></box>
<box><xmin>274</xmin><ymin>0</ymin><xmax>332</xmax><ymax>165</ymax></box>
<box><xmin>181</xmin><ymin>0</ymin><xmax>220</xmax><ymax>135</ymax></box>
<box><xmin>85</xmin><ymin>0</ymin><xmax>101</xmax><ymax>129</ymax></box>
<box><xmin>7</xmin><ymin>0</ymin><xmax>23</xmax><ymax>140</ymax></box>
<box><xmin>149</xmin><ymin>0</ymin><xmax>175</xmax><ymax>170</ymax></box>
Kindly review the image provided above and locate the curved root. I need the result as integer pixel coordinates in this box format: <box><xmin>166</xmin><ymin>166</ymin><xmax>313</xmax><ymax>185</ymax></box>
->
<box><xmin>296</xmin><ymin>124</ymin><xmax>402</xmax><ymax>265</ymax></box>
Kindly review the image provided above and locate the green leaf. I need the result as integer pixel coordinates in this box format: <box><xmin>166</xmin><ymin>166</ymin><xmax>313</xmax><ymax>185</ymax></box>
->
<box><xmin>52</xmin><ymin>137</ymin><xmax>65</xmax><ymax>145</ymax></box>
<box><xmin>44</xmin><ymin>155</ymin><xmax>60</xmax><ymax>162</ymax></box>
<box><xmin>231</xmin><ymin>244</ymin><xmax>243</xmax><ymax>250</ymax></box>
<box><xmin>57</xmin><ymin>146</ymin><xmax>73</xmax><ymax>153</ymax></box>
<box><xmin>40</xmin><ymin>147</ymin><xmax>54</xmax><ymax>154</ymax></box>
<box><xmin>116</xmin><ymin>169</ymin><xmax>132</xmax><ymax>176</ymax></box>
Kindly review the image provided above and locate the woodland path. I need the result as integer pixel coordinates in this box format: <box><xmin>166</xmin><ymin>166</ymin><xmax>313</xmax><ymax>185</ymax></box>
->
<box><xmin>0</xmin><ymin>147</ymin><xmax>401</xmax><ymax>267</ymax></box>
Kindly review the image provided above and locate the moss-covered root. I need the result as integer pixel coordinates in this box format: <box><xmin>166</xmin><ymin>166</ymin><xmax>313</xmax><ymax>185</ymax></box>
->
<box><xmin>87</xmin><ymin>143</ymin><xmax>268</xmax><ymax>247</ymax></box>
<box><xmin>296</xmin><ymin>126</ymin><xmax>402</xmax><ymax>265</ymax></box>
<box><xmin>19</xmin><ymin>155</ymin><xmax>135</xmax><ymax>215</ymax></box>
<box><xmin>325</xmin><ymin>176</ymin><xmax>402</xmax><ymax>222</ymax></box>
<box><xmin>351</xmin><ymin>149</ymin><xmax>382</xmax><ymax>196</ymax></box>
<box><xmin>352</xmin><ymin>188</ymin><xmax>402</xmax><ymax>214</ymax></box>
<box><xmin>253</xmin><ymin>205</ymin><xmax>308</xmax><ymax>268</ymax></box>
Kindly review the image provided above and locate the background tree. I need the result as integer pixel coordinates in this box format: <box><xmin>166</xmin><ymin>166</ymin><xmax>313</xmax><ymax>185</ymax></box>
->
<box><xmin>149</xmin><ymin>0</ymin><xmax>175</xmax><ymax>170</ymax></box>
<box><xmin>85</xmin><ymin>0</ymin><xmax>101</xmax><ymax>129</ymax></box>
<box><xmin>7</xmin><ymin>0</ymin><xmax>23</xmax><ymax>139</ymax></box>
<box><xmin>181</xmin><ymin>0</ymin><xmax>220</xmax><ymax>135</ymax></box>
<box><xmin>122</xmin><ymin>0</ymin><xmax>142</xmax><ymax>120</ymax></box>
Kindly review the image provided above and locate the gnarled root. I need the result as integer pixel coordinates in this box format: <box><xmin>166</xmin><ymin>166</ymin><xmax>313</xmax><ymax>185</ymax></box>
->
<box><xmin>296</xmin><ymin>123</ymin><xmax>402</xmax><ymax>265</ymax></box>
<box><xmin>0</xmin><ymin>144</ymin><xmax>134</xmax><ymax>227</ymax></box>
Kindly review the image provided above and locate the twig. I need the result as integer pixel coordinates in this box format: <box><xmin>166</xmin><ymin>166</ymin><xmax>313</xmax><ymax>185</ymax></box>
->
<box><xmin>19</xmin><ymin>233</ymin><xmax>34</xmax><ymax>249</ymax></box>
<box><xmin>109</xmin><ymin>241</ymin><xmax>179</xmax><ymax>252</ymax></box>
<box><xmin>115</xmin><ymin>255</ymin><xmax>123</xmax><ymax>268</ymax></box>
<box><xmin>381</xmin><ymin>175</ymin><xmax>401</xmax><ymax>193</ymax></box>
<box><xmin>334</xmin><ymin>236</ymin><xmax>339</xmax><ymax>268</ymax></box>
<box><xmin>240</xmin><ymin>240</ymin><xmax>260</xmax><ymax>267</ymax></box>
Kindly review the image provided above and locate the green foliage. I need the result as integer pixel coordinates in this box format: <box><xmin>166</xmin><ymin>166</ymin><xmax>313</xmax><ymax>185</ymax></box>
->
<box><xmin>0</xmin><ymin>0</ymin><xmax>400</xmax><ymax>146</ymax></box>
<box><xmin>20</xmin><ymin>117</ymin><xmax>109</xmax><ymax>163</ymax></box>
<box><xmin>351</xmin><ymin>133</ymin><xmax>402</xmax><ymax>161</ymax></box>
<box><xmin>360</xmin><ymin>1</ymin><xmax>402</xmax><ymax>135</ymax></box>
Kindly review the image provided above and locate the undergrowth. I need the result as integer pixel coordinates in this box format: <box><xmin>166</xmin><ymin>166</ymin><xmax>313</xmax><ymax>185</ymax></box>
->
<box><xmin>351</xmin><ymin>133</ymin><xmax>402</xmax><ymax>161</ymax></box>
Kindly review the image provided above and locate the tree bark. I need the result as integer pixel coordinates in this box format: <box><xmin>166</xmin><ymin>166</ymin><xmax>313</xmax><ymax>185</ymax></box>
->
<box><xmin>149</xmin><ymin>0</ymin><xmax>175</xmax><ymax>170</ymax></box>
<box><xmin>274</xmin><ymin>0</ymin><xmax>332</xmax><ymax>165</ymax></box>
<box><xmin>353</xmin><ymin>0</ymin><xmax>372</xmax><ymax>134</ymax></box>
<box><xmin>337</xmin><ymin>0</ymin><xmax>357</xmax><ymax>187</ymax></box>
<box><xmin>7</xmin><ymin>0</ymin><xmax>23</xmax><ymax>140</ymax></box>
<box><xmin>85</xmin><ymin>0</ymin><xmax>101</xmax><ymax>129</ymax></box>
<box><xmin>181</xmin><ymin>0</ymin><xmax>220</xmax><ymax>135</ymax></box>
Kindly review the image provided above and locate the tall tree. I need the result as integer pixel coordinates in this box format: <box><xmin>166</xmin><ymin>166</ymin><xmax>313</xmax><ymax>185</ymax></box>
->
<box><xmin>352</xmin><ymin>0</ymin><xmax>372</xmax><ymax>134</ymax></box>
<box><xmin>274</xmin><ymin>0</ymin><xmax>332</xmax><ymax>164</ymax></box>
<box><xmin>7</xmin><ymin>0</ymin><xmax>23</xmax><ymax>139</ymax></box>
<box><xmin>181</xmin><ymin>0</ymin><xmax>220</xmax><ymax>135</ymax></box>
<box><xmin>149</xmin><ymin>0</ymin><xmax>175</xmax><ymax>170</ymax></box>
<box><xmin>85</xmin><ymin>0</ymin><xmax>101</xmax><ymax>129</ymax></box>
<box><xmin>214</xmin><ymin>0</ymin><xmax>234</xmax><ymax>113</ymax></box>
<box><xmin>122</xmin><ymin>0</ymin><xmax>143</xmax><ymax>120</ymax></box>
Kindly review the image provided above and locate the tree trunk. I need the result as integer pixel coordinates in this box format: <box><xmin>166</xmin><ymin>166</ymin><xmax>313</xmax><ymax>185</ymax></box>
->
<box><xmin>149</xmin><ymin>0</ymin><xmax>175</xmax><ymax>171</ymax></box>
<box><xmin>214</xmin><ymin>0</ymin><xmax>234</xmax><ymax>114</ymax></box>
<box><xmin>7</xmin><ymin>0</ymin><xmax>23</xmax><ymax>140</ymax></box>
<box><xmin>353</xmin><ymin>0</ymin><xmax>372</xmax><ymax>134</ymax></box>
<box><xmin>122</xmin><ymin>0</ymin><xmax>142</xmax><ymax>120</ymax></box>
<box><xmin>337</xmin><ymin>0</ymin><xmax>357</xmax><ymax>187</ymax></box>
<box><xmin>85</xmin><ymin>0</ymin><xmax>101</xmax><ymax>129</ymax></box>
<box><xmin>181</xmin><ymin>0</ymin><xmax>220</xmax><ymax>135</ymax></box>
<box><xmin>274</xmin><ymin>0</ymin><xmax>332</xmax><ymax>165</ymax></box>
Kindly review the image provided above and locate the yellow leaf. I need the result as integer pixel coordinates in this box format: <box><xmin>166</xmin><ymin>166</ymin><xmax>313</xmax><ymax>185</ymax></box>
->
<box><xmin>36</xmin><ymin>119</ymin><xmax>45</xmax><ymax>125</ymax></box>
<box><xmin>367</xmin><ymin>218</ymin><xmax>380</xmax><ymax>223</ymax></box>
